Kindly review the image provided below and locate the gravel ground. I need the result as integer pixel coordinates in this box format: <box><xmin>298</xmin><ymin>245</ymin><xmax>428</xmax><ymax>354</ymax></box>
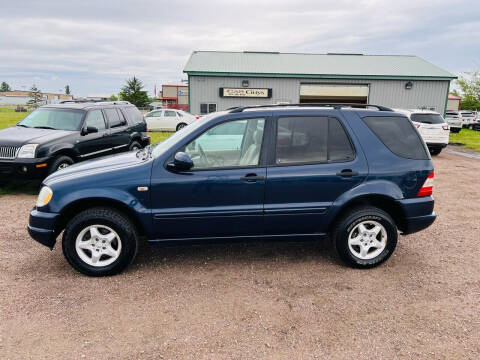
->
<box><xmin>1</xmin><ymin>152</ymin><xmax>479</xmax><ymax>359</ymax></box>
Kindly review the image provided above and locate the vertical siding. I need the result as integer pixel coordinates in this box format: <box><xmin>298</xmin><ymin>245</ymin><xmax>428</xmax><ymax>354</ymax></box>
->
<box><xmin>189</xmin><ymin>76</ymin><xmax>450</xmax><ymax>114</ymax></box>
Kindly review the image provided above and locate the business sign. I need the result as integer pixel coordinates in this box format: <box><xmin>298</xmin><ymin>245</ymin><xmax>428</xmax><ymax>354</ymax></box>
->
<box><xmin>219</xmin><ymin>88</ymin><xmax>272</xmax><ymax>98</ymax></box>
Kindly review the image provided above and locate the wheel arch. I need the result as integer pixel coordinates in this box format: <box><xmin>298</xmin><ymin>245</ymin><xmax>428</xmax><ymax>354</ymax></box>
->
<box><xmin>330</xmin><ymin>194</ymin><xmax>407</xmax><ymax>233</ymax></box>
<box><xmin>57</xmin><ymin>197</ymin><xmax>148</xmax><ymax>238</ymax></box>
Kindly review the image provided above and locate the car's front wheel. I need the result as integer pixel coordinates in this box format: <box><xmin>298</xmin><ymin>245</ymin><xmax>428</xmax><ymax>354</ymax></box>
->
<box><xmin>332</xmin><ymin>207</ymin><xmax>398</xmax><ymax>268</ymax></box>
<box><xmin>49</xmin><ymin>155</ymin><xmax>74</xmax><ymax>174</ymax></box>
<box><xmin>176</xmin><ymin>123</ymin><xmax>187</xmax><ymax>131</ymax></box>
<box><xmin>62</xmin><ymin>207</ymin><xmax>138</xmax><ymax>276</ymax></box>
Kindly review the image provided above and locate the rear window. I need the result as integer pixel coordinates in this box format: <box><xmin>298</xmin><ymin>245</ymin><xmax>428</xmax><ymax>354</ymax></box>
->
<box><xmin>363</xmin><ymin>116</ymin><xmax>429</xmax><ymax>160</ymax></box>
<box><xmin>123</xmin><ymin>106</ymin><xmax>145</xmax><ymax>124</ymax></box>
<box><xmin>411</xmin><ymin>114</ymin><xmax>444</xmax><ymax>124</ymax></box>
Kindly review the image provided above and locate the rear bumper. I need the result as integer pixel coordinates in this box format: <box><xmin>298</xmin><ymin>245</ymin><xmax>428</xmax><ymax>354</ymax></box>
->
<box><xmin>426</xmin><ymin>143</ymin><xmax>448</xmax><ymax>149</ymax></box>
<box><xmin>27</xmin><ymin>209</ymin><xmax>60</xmax><ymax>249</ymax></box>
<box><xmin>396</xmin><ymin>196</ymin><xmax>436</xmax><ymax>235</ymax></box>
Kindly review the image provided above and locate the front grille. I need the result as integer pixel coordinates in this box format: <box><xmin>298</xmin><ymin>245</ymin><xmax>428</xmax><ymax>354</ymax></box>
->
<box><xmin>0</xmin><ymin>146</ymin><xmax>20</xmax><ymax>160</ymax></box>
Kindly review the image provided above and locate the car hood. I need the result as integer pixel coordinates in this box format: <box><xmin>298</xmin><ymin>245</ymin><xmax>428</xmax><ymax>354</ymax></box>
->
<box><xmin>0</xmin><ymin>126</ymin><xmax>74</xmax><ymax>146</ymax></box>
<box><xmin>44</xmin><ymin>151</ymin><xmax>152</xmax><ymax>185</ymax></box>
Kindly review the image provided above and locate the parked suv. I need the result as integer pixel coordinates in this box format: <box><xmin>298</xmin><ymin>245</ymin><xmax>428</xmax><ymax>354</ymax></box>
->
<box><xmin>395</xmin><ymin>109</ymin><xmax>450</xmax><ymax>155</ymax></box>
<box><xmin>444</xmin><ymin>111</ymin><xmax>462</xmax><ymax>133</ymax></box>
<box><xmin>28</xmin><ymin>104</ymin><xmax>436</xmax><ymax>276</ymax></box>
<box><xmin>0</xmin><ymin>101</ymin><xmax>149</xmax><ymax>183</ymax></box>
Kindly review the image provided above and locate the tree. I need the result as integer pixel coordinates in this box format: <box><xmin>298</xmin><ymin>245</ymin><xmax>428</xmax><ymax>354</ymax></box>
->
<box><xmin>456</xmin><ymin>71</ymin><xmax>480</xmax><ymax>110</ymax></box>
<box><xmin>27</xmin><ymin>84</ymin><xmax>43</xmax><ymax>108</ymax></box>
<box><xmin>118</xmin><ymin>77</ymin><xmax>149</xmax><ymax>107</ymax></box>
<box><xmin>65</xmin><ymin>85</ymin><xmax>70</xmax><ymax>95</ymax></box>
<box><xmin>0</xmin><ymin>81</ymin><xmax>12</xmax><ymax>92</ymax></box>
<box><xmin>109</xmin><ymin>94</ymin><xmax>118</xmax><ymax>101</ymax></box>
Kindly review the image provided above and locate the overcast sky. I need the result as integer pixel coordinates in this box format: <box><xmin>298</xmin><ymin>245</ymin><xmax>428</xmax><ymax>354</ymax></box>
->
<box><xmin>0</xmin><ymin>0</ymin><xmax>478</xmax><ymax>96</ymax></box>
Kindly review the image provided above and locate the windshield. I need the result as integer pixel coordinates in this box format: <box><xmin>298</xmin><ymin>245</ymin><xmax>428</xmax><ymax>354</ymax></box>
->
<box><xmin>18</xmin><ymin>108</ymin><xmax>85</xmax><ymax>131</ymax></box>
<box><xmin>151</xmin><ymin>113</ymin><xmax>217</xmax><ymax>158</ymax></box>
<box><xmin>411</xmin><ymin>114</ymin><xmax>444</xmax><ymax>124</ymax></box>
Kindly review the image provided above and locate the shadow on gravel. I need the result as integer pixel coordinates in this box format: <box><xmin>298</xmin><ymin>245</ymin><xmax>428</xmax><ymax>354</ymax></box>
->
<box><xmin>131</xmin><ymin>237</ymin><xmax>336</xmax><ymax>270</ymax></box>
<box><xmin>0</xmin><ymin>181</ymin><xmax>39</xmax><ymax>195</ymax></box>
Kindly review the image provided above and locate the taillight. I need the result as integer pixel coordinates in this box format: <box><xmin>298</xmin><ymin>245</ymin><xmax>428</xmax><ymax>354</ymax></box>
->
<box><xmin>417</xmin><ymin>172</ymin><xmax>434</xmax><ymax>197</ymax></box>
<box><xmin>442</xmin><ymin>125</ymin><xmax>450</xmax><ymax>130</ymax></box>
<box><xmin>195</xmin><ymin>116</ymin><xmax>200</xmax><ymax>119</ymax></box>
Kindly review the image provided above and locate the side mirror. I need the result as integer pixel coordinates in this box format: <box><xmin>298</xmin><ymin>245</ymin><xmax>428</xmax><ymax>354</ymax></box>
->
<box><xmin>167</xmin><ymin>152</ymin><xmax>193</xmax><ymax>172</ymax></box>
<box><xmin>82</xmin><ymin>126</ymin><xmax>98</xmax><ymax>135</ymax></box>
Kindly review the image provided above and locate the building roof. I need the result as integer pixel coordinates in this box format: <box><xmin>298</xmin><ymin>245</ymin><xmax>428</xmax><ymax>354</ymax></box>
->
<box><xmin>448</xmin><ymin>94</ymin><xmax>461</xmax><ymax>100</ymax></box>
<box><xmin>184</xmin><ymin>51</ymin><xmax>457</xmax><ymax>80</ymax></box>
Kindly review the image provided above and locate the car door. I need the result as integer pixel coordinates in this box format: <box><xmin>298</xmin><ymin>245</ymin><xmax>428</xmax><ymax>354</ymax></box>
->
<box><xmin>76</xmin><ymin>109</ymin><xmax>113</xmax><ymax>159</ymax></box>
<box><xmin>264</xmin><ymin>113</ymin><xmax>368</xmax><ymax>236</ymax></box>
<box><xmin>145</xmin><ymin>110</ymin><xmax>163</xmax><ymax>130</ymax></box>
<box><xmin>104</xmin><ymin>108</ymin><xmax>130</xmax><ymax>153</ymax></box>
<box><xmin>163</xmin><ymin>110</ymin><xmax>179</xmax><ymax>131</ymax></box>
<box><xmin>149</xmin><ymin>117</ymin><xmax>268</xmax><ymax>240</ymax></box>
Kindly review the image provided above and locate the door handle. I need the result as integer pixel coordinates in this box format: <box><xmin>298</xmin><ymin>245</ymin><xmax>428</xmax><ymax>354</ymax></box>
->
<box><xmin>336</xmin><ymin>169</ymin><xmax>359</xmax><ymax>177</ymax></box>
<box><xmin>240</xmin><ymin>173</ymin><xmax>265</xmax><ymax>182</ymax></box>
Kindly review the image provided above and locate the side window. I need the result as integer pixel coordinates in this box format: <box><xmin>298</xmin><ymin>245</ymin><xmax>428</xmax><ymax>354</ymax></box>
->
<box><xmin>363</xmin><ymin>116</ymin><xmax>429</xmax><ymax>160</ymax></box>
<box><xmin>328</xmin><ymin>118</ymin><xmax>354</xmax><ymax>162</ymax></box>
<box><xmin>116</xmin><ymin>109</ymin><xmax>127</xmax><ymax>126</ymax></box>
<box><xmin>200</xmin><ymin>103</ymin><xmax>217</xmax><ymax>114</ymax></box>
<box><xmin>84</xmin><ymin>109</ymin><xmax>106</xmax><ymax>131</ymax></box>
<box><xmin>276</xmin><ymin>117</ymin><xmax>328</xmax><ymax>164</ymax></box>
<box><xmin>164</xmin><ymin>110</ymin><xmax>177</xmax><ymax>117</ymax></box>
<box><xmin>104</xmin><ymin>108</ymin><xmax>125</xmax><ymax>128</ymax></box>
<box><xmin>184</xmin><ymin>118</ymin><xmax>265</xmax><ymax>170</ymax></box>
<box><xmin>145</xmin><ymin>110</ymin><xmax>162</xmax><ymax>118</ymax></box>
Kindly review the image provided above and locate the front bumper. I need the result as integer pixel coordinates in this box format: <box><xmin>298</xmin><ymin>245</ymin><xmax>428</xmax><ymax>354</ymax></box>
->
<box><xmin>426</xmin><ymin>142</ymin><xmax>448</xmax><ymax>149</ymax></box>
<box><xmin>28</xmin><ymin>208</ymin><xmax>60</xmax><ymax>249</ymax></box>
<box><xmin>396</xmin><ymin>196</ymin><xmax>437</xmax><ymax>235</ymax></box>
<box><xmin>0</xmin><ymin>157</ymin><xmax>50</xmax><ymax>181</ymax></box>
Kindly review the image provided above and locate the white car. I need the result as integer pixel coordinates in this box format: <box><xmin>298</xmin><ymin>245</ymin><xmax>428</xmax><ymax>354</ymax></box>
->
<box><xmin>395</xmin><ymin>109</ymin><xmax>450</xmax><ymax>156</ymax></box>
<box><xmin>459</xmin><ymin>110</ymin><xmax>476</xmax><ymax>129</ymax></box>
<box><xmin>444</xmin><ymin>111</ymin><xmax>462</xmax><ymax>133</ymax></box>
<box><xmin>144</xmin><ymin>109</ymin><xmax>198</xmax><ymax>131</ymax></box>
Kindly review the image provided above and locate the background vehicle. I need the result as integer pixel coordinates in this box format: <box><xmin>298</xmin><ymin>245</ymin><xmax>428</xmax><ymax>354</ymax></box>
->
<box><xmin>28</xmin><ymin>103</ymin><xmax>436</xmax><ymax>276</ymax></box>
<box><xmin>459</xmin><ymin>110</ymin><xmax>475</xmax><ymax>129</ymax></box>
<box><xmin>144</xmin><ymin>109</ymin><xmax>197</xmax><ymax>131</ymax></box>
<box><xmin>473</xmin><ymin>113</ymin><xmax>480</xmax><ymax>131</ymax></box>
<box><xmin>395</xmin><ymin>109</ymin><xmax>449</xmax><ymax>155</ymax></box>
<box><xmin>0</xmin><ymin>101</ymin><xmax>149</xmax><ymax>182</ymax></box>
<box><xmin>444</xmin><ymin>111</ymin><xmax>462</xmax><ymax>133</ymax></box>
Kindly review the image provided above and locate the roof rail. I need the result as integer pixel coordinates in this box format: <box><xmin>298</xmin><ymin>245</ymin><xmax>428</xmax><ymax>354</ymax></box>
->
<box><xmin>228</xmin><ymin>103</ymin><xmax>394</xmax><ymax>113</ymax></box>
<box><xmin>94</xmin><ymin>101</ymin><xmax>131</xmax><ymax>106</ymax></box>
<box><xmin>59</xmin><ymin>99</ymin><xmax>95</xmax><ymax>104</ymax></box>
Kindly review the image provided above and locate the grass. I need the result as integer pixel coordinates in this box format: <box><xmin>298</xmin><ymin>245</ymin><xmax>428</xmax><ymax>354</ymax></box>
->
<box><xmin>449</xmin><ymin>128</ymin><xmax>480</xmax><ymax>152</ymax></box>
<box><xmin>0</xmin><ymin>108</ymin><xmax>31</xmax><ymax>128</ymax></box>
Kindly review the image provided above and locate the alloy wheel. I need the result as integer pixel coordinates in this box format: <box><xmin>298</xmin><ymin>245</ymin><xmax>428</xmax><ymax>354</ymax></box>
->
<box><xmin>347</xmin><ymin>220</ymin><xmax>387</xmax><ymax>260</ymax></box>
<box><xmin>75</xmin><ymin>225</ymin><xmax>122</xmax><ymax>267</ymax></box>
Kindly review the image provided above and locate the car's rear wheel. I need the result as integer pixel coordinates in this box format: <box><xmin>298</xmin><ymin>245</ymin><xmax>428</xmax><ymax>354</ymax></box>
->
<box><xmin>332</xmin><ymin>207</ymin><xmax>398</xmax><ymax>268</ymax></box>
<box><xmin>429</xmin><ymin>148</ymin><xmax>442</xmax><ymax>156</ymax></box>
<box><xmin>62</xmin><ymin>207</ymin><xmax>138</xmax><ymax>276</ymax></box>
<box><xmin>176</xmin><ymin>123</ymin><xmax>187</xmax><ymax>131</ymax></box>
<box><xmin>129</xmin><ymin>141</ymin><xmax>141</xmax><ymax>151</ymax></box>
<box><xmin>451</xmin><ymin>128</ymin><xmax>461</xmax><ymax>133</ymax></box>
<box><xmin>49</xmin><ymin>155</ymin><xmax>74</xmax><ymax>175</ymax></box>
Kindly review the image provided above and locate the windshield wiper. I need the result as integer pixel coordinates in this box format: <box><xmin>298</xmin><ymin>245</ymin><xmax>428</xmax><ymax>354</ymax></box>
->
<box><xmin>17</xmin><ymin>124</ymin><xmax>30</xmax><ymax>128</ymax></box>
<box><xmin>33</xmin><ymin>126</ymin><xmax>56</xmax><ymax>130</ymax></box>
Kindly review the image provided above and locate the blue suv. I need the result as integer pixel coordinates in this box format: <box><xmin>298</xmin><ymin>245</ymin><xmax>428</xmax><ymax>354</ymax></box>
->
<box><xmin>28</xmin><ymin>104</ymin><xmax>436</xmax><ymax>276</ymax></box>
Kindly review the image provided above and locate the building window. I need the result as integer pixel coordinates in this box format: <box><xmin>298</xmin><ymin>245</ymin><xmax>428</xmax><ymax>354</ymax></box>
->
<box><xmin>200</xmin><ymin>103</ymin><xmax>217</xmax><ymax>114</ymax></box>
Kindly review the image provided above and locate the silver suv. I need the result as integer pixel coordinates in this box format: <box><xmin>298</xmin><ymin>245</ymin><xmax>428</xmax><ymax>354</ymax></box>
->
<box><xmin>445</xmin><ymin>111</ymin><xmax>462</xmax><ymax>133</ymax></box>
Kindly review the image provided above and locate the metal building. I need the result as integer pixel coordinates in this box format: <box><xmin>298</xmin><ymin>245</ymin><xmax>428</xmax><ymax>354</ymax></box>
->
<box><xmin>183</xmin><ymin>51</ymin><xmax>456</xmax><ymax>115</ymax></box>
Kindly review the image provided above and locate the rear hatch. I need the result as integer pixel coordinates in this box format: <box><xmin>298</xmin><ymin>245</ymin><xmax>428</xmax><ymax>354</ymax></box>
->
<box><xmin>411</xmin><ymin>113</ymin><xmax>449</xmax><ymax>144</ymax></box>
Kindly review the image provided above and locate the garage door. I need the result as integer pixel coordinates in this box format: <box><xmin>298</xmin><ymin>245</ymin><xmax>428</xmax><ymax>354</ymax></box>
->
<box><xmin>300</xmin><ymin>84</ymin><xmax>369</xmax><ymax>104</ymax></box>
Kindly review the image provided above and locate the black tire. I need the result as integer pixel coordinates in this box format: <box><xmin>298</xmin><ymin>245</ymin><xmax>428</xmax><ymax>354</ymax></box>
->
<box><xmin>62</xmin><ymin>207</ymin><xmax>138</xmax><ymax>276</ymax></box>
<box><xmin>450</xmin><ymin>128</ymin><xmax>461</xmax><ymax>133</ymax></box>
<box><xmin>176</xmin><ymin>123</ymin><xmax>187</xmax><ymax>131</ymax></box>
<box><xmin>129</xmin><ymin>141</ymin><xmax>141</xmax><ymax>151</ymax></box>
<box><xmin>49</xmin><ymin>155</ymin><xmax>74</xmax><ymax>175</ymax></box>
<box><xmin>331</xmin><ymin>206</ymin><xmax>398</xmax><ymax>268</ymax></box>
<box><xmin>429</xmin><ymin>148</ymin><xmax>442</xmax><ymax>156</ymax></box>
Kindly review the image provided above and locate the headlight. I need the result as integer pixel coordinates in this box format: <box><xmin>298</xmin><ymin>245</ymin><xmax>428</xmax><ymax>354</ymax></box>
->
<box><xmin>36</xmin><ymin>186</ymin><xmax>53</xmax><ymax>208</ymax></box>
<box><xmin>17</xmin><ymin>144</ymin><xmax>39</xmax><ymax>158</ymax></box>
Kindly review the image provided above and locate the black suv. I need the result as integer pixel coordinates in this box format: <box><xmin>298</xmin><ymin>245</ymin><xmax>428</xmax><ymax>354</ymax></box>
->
<box><xmin>0</xmin><ymin>101</ymin><xmax>150</xmax><ymax>182</ymax></box>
